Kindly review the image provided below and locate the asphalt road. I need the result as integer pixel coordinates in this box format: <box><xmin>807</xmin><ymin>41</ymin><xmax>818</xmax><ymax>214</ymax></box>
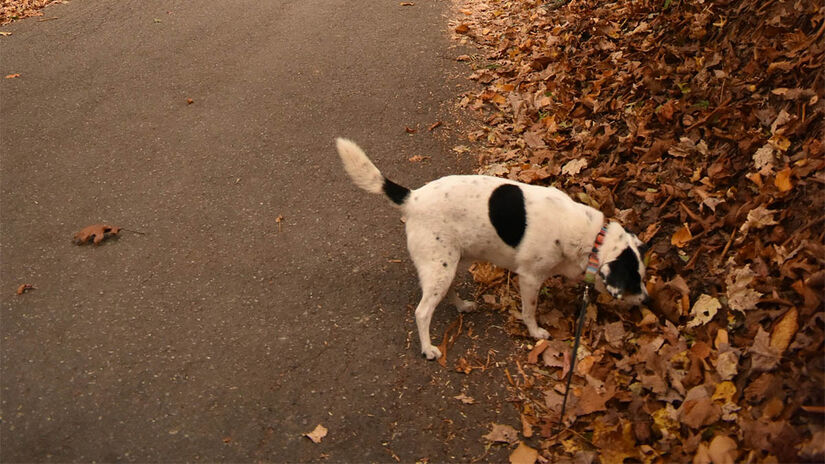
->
<box><xmin>0</xmin><ymin>1</ymin><xmax>521</xmax><ymax>461</ymax></box>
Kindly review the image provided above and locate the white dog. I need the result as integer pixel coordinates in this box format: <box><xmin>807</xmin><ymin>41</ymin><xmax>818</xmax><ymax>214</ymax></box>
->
<box><xmin>336</xmin><ymin>138</ymin><xmax>649</xmax><ymax>360</ymax></box>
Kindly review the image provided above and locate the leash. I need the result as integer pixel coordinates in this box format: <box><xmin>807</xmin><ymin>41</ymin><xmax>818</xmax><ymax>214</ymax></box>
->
<box><xmin>558</xmin><ymin>224</ymin><xmax>607</xmax><ymax>424</ymax></box>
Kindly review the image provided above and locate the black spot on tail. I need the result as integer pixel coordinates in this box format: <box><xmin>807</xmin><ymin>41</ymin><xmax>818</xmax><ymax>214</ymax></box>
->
<box><xmin>605</xmin><ymin>248</ymin><xmax>643</xmax><ymax>295</ymax></box>
<box><xmin>383</xmin><ymin>178</ymin><xmax>410</xmax><ymax>205</ymax></box>
<box><xmin>488</xmin><ymin>184</ymin><xmax>526</xmax><ymax>248</ymax></box>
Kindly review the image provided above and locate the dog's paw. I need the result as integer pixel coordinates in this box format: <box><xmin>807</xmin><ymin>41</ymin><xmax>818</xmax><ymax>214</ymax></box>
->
<box><xmin>456</xmin><ymin>300</ymin><xmax>478</xmax><ymax>313</ymax></box>
<box><xmin>530</xmin><ymin>327</ymin><xmax>550</xmax><ymax>340</ymax></box>
<box><xmin>421</xmin><ymin>345</ymin><xmax>442</xmax><ymax>360</ymax></box>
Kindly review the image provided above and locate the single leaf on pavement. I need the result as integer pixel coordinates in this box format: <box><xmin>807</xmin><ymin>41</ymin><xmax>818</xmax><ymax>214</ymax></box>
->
<box><xmin>453</xmin><ymin>393</ymin><xmax>475</xmax><ymax>404</ymax></box>
<box><xmin>16</xmin><ymin>283</ymin><xmax>33</xmax><ymax>295</ymax></box>
<box><xmin>304</xmin><ymin>424</ymin><xmax>327</xmax><ymax>443</ymax></box>
<box><xmin>73</xmin><ymin>224</ymin><xmax>121</xmax><ymax>245</ymax></box>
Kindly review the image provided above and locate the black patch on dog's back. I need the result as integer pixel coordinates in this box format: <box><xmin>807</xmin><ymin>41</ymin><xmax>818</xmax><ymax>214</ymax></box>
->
<box><xmin>488</xmin><ymin>184</ymin><xmax>526</xmax><ymax>248</ymax></box>
<box><xmin>605</xmin><ymin>248</ymin><xmax>642</xmax><ymax>294</ymax></box>
<box><xmin>383</xmin><ymin>178</ymin><xmax>410</xmax><ymax>205</ymax></box>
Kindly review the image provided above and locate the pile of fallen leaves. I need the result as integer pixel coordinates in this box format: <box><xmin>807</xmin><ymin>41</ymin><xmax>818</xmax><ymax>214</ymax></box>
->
<box><xmin>450</xmin><ymin>0</ymin><xmax>824</xmax><ymax>461</ymax></box>
<box><xmin>1</xmin><ymin>0</ymin><xmax>63</xmax><ymax>24</ymax></box>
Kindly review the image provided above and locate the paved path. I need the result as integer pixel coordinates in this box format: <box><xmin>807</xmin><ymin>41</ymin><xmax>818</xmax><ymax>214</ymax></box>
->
<box><xmin>1</xmin><ymin>1</ymin><xmax>519</xmax><ymax>461</ymax></box>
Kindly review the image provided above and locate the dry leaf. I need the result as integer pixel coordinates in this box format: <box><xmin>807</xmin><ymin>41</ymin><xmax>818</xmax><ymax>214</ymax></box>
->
<box><xmin>678</xmin><ymin>386</ymin><xmax>721</xmax><ymax>429</ymax></box>
<box><xmin>527</xmin><ymin>339</ymin><xmax>548</xmax><ymax>363</ymax></box>
<box><xmin>671</xmin><ymin>223</ymin><xmax>693</xmax><ymax>248</ymax></box>
<box><xmin>73</xmin><ymin>224</ymin><xmax>121</xmax><ymax>245</ymax></box>
<box><xmin>304</xmin><ymin>424</ymin><xmax>327</xmax><ymax>443</ymax></box>
<box><xmin>455</xmin><ymin>23</ymin><xmax>471</xmax><ymax>34</ymax></box>
<box><xmin>739</xmin><ymin>206</ymin><xmax>778</xmax><ymax>236</ymax></box>
<box><xmin>483</xmin><ymin>423</ymin><xmax>519</xmax><ymax>444</ymax></box>
<box><xmin>774</xmin><ymin>166</ymin><xmax>793</xmax><ymax>192</ymax></box>
<box><xmin>5</xmin><ymin>73</ymin><xmax>21</xmax><ymax>79</ymax></box>
<box><xmin>707</xmin><ymin>435</ymin><xmax>738</xmax><ymax>464</ymax></box>
<box><xmin>16</xmin><ymin>284</ymin><xmax>33</xmax><ymax>295</ymax></box>
<box><xmin>686</xmin><ymin>294</ymin><xmax>721</xmax><ymax>328</ymax></box>
<box><xmin>454</xmin><ymin>393</ymin><xmax>475</xmax><ymax>404</ymax></box>
<box><xmin>716</xmin><ymin>350</ymin><xmax>739</xmax><ymax>381</ymax></box>
<box><xmin>561</xmin><ymin>158</ymin><xmax>587</xmax><ymax>176</ymax></box>
<box><xmin>749</xmin><ymin>326</ymin><xmax>781</xmax><ymax>372</ymax></box>
<box><xmin>726</xmin><ymin>265</ymin><xmax>762</xmax><ymax>312</ymax></box>
<box><xmin>509</xmin><ymin>442</ymin><xmax>538</xmax><ymax>464</ymax></box>
<box><xmin>769</xmin><ymin>307</ymin><xmax>798</xmax><ymax>353</ymax></box>
<box><xmin>752</xmin><ymin>144</ymin><xmax>776</xmax><ymax>173</ymax></box>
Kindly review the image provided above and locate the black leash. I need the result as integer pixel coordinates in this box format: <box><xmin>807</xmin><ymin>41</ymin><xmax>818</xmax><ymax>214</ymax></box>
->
<box><xmin>558</xmin><ymin>283</ymin><xmax>592</xmax><ymax>424</ymax></box>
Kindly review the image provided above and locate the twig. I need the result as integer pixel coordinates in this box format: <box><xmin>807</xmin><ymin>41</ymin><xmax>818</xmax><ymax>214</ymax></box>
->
<box><xmin>717</xmin><ymin>228</ymin><xmax>736</xmax><ymax>265</ymax></box>
<box><xmin>121</xmin><ymin>227</ymin><xmax>147</xmax><ymax>235</ymax></box>
<box><xmin>686</xmin><ymin>97</ymin><xmax>732</xmax><ymax>131</ymax></box>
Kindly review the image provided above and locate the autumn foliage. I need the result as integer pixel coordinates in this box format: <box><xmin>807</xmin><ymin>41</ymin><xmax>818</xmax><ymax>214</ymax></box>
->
<box><xmin>452</xmin><ymin>0</ymin><xmax>824</xmax><ymax>461</ymax></box>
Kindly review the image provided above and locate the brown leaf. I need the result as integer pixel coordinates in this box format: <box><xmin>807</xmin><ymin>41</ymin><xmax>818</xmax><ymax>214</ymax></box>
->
<box><xmin>483</xmin><ymin>423</ymin><xmax>519</xmax><ymax>444</ymax></box>
<box><xmin>678</xmin><ymin>386</ymin><xmax>721</xmax><ymax>429</ymax></box>
<box><xmin>454</xmin><ymin>23</ymin><xmax>471</xmax><ymax>34</ymax></box>
<box><xmin>577</xmin><ymin>384</ymin><xmax>615</xmax><ymax>415</ymax></box>
<box><xmin>671</xmin><ymin>223</ymin><xmax>693</xmax><ymax>248</ymax></box>
<box><xmin>509</xmin><ymin>442</ymin><xmax>538</xmax><ymax>464</ymax></box>
<box><xmin>16</xmin><ymin>283</ymin><xmax>33</xmax><ymax>295</ymax></box>
<box><xmin>686</xmin><ymin>294</ymin><xmax>721</xmax><ymax>328</ymax></box>
<box><xmin>769</xmin><ymin>307</ymin><xmax>798</xmax><ymax>353</ymax></box>
<box><xmin>527</xmin><ymin>339</ymin><xmax>548</xmax><ymax>364</ymax></box>
<box><xmin>73</xmin><ymin>224</ymin><xmax>121</xmax><ymax>245</ymax></box>
<box><xmin>304</xmin><ymin>424</ymin><xmax>327</xmax><ymax>443</ymax></box>
<box><xmin>726</xmin><ymin>265</ymin><xmax>762</xmax><ymax>312</ymax></box>
<box><xmin>749</xmin><ymin>326</ymin><xmax>781</xmax><ymax>372</ymax></box>
<box><xmin>520</xmin><ymin>413</ymin><xmax>533</xmax><ymax>438</ymax></box>
<box><xmin>707</xmin><ymin>435</ymin><xmax>738</xmax><ymax>464</ymax></box>
<box><xmin>773</xmin><ymin>166</ymin><xmax>793</xmax><ymax>192</ymax></box>
<box><xmin>453</xmin><ymin>393</ymin><xmax>475</xmax><ymax>404</ymax></box>
<box><xmin>603</xmin><ymin>321</ymin><xmax>625</xmax><ymax>348</ymax></box>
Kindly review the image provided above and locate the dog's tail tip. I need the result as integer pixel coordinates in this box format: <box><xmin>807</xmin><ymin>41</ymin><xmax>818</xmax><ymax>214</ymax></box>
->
<box><xmin>335</xmin><ymin>137</ymin><xmax>410</xmax><ymax>206</ymax></box>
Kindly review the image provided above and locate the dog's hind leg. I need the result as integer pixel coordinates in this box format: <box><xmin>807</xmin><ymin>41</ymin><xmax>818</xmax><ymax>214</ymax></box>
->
<box><xmin>518</xmin><ymin>273</ymin><xmax>550</xmax><ymax>339</ymax></box>
<box><xmin>447</xmin><ymin>260</ymin><xmax>477</xmax><ymax>313</ymax></box>
<box><xmin>448</xmin><ymin>286</ymin><xmax>478</xmax><ymax>313</ymax></box>
<box><xmin>410</xmin><ymin>255</ymin><xmax>459</xmax><ymax>360</ymax></box>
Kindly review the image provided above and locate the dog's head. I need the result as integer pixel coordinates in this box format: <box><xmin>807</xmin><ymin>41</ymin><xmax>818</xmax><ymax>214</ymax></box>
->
<box><xmin>595</xmin><ymin>222</ymin><xmax>650</xmax><ymax>305</ymax></box>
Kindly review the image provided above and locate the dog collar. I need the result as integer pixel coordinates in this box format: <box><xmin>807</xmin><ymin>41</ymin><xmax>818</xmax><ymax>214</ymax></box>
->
<box><xmin>584</xmin><ymin>224</ymin><xmax>609</xmax><ymax>284</ymax></box>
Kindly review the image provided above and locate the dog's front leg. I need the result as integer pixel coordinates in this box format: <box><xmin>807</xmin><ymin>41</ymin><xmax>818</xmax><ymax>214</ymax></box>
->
<box><xmin>518</xmin><ymin>274</ymin><xmax>550</xmax><ymax>339</ymax></box>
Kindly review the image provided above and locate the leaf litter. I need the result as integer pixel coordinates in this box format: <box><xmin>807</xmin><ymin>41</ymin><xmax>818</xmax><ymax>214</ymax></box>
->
<box><xmin>448</xmin><ymin>0</ymin><xmax>824</xmax><ymax>461</ymax></box>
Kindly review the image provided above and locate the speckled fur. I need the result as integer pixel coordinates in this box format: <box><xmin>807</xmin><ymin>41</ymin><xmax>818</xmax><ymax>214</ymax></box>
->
<box><xmin>336</xmin><ymin>138</ymin><xmax>648</xmax><ymax>360</ymax></box>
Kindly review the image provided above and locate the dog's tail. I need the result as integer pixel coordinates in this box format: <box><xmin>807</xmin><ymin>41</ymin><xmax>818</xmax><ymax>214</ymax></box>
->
<box><xmin>335</xmin><ymin>138</ymin><xmax>410</xmax><ymax>206</ymax></box>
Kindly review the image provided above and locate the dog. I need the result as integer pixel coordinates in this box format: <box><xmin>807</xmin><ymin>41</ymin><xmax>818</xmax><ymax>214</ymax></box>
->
<box><xmin>336</xmin><ymin>138</ymin><xmax>649</xmax><ymax>360</ymax></box>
